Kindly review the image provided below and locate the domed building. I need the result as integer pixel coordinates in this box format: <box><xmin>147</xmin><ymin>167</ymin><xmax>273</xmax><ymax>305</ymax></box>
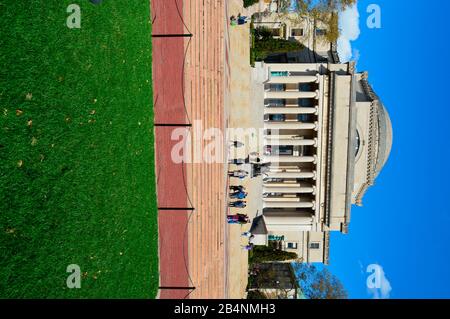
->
<box><xmin>352</xmin><ymin>72</ymin><xmax>393</xmax><ymax>208</ymax></box>
<box><xmin>250</xmin><ymin>60</ymin><xmax>393</xmax><ymax>264</ymax></box>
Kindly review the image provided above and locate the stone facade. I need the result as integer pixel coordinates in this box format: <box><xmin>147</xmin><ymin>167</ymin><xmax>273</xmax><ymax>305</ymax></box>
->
<box><xmin>250</xmin><ymin>61</ymin><xmax>392</xmax><ymax>264</ymax></box>
<box><xmin>253</xmin><ymin>12</ymin><xmax>338</xmax><ymax>63</ymax></box>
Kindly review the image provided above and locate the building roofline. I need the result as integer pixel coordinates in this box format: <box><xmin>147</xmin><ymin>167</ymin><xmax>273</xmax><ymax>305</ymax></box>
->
<box><xmin>323</xmin><ymin>231</ymin><xmax>330</xmax><ymax>265</ymax></box>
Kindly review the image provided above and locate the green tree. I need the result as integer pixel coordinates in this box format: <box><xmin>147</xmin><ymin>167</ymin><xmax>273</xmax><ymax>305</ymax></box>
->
<box><xmin>243</xmin><ymin>0</ymin><xmax>259</xmax><ymax>8</ymax></box>
<box><xmin>253</xmin><ymin>27</ymin><xmax>304</xmax><ymax>61</ymax></box>
<box><xmin>280</xmin><ymin>0</ymin><xmax>357</xmax><ymax>43</ymax></box>
<box><xmin>292</xmin><ymin>263</ymin><xmax>348</xmax><ymax>299</ymax></box>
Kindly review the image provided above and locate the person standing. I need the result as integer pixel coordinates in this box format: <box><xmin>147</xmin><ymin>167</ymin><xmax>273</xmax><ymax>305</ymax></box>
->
<box><xmin>227</xmin><ymin>214</ymin><xmax>250</xmax><ymax>224</ymax></box>
<box><xmin>229</xmin><ymin>200</ymin><xmax>247</xmax><ymax>208</ymax></box>
<box><xmin>230</xmin><ymin>185</ymin><xmax>245</xmax><ymax>192</ymax></box>
<box><xmin>228</xmin><ymin>170</ymin><xmax>248</xmax><ymax>179</ymax></box>
<box><xmin>229</xmin><ymin>158</ymin><xmax>246</xmax><ymax>165</ymax></box>
<box><xmin>231</xmin><ymin>141</ymin><xmax>244</xmax><ymax>148</ymax></box>
<box><xmin>230</xmin><ymin>191</ymin><xmax>247</xmax><ymax>199</ymax></box>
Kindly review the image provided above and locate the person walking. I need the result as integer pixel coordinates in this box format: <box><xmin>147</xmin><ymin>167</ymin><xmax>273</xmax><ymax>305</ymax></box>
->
<box><xmin>231</xmin><ymin>141</ymin><xmax>244</xmax><ymax>148</ymax></box>
<box><xmin>237</xmin><ymin>13</ymin><xmax>249</xmax><ymax>25</ymax></box>
<box><xmin>229</xmin><ymin>200</ymin><xmax>247</xmax><ymax>208</ymax></box>
<box><xmin>229</xmin><ymin>158</ymin><xmax>246</xmax><ymax>165</ymax></box>
<box><xmin>227</xmin><ymin>214</ymin><xmax>250</xmax><ymax>224</ymax></box>
<box><xmin>228</xmin><ymin>170</ymin><xmax>248</xmax><ymax>179</ymax></box>
<box><xmin>241</xmin><ymin>244</ymin><xmax>254</xmax><ymax>251</ymax></box>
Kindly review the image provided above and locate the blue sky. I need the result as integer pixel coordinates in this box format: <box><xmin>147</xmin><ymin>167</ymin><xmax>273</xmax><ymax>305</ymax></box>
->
<box><xmin>328</xmin><ymin>0</ymin><xmax>450</xmax><ymax>299</ymax></box>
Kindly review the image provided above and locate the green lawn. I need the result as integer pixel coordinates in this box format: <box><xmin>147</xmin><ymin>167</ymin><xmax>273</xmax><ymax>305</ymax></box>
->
<box><xmin>0</xmin><ymin>1</ymin><xmax>158</xmax><ymax>298</ymax></box>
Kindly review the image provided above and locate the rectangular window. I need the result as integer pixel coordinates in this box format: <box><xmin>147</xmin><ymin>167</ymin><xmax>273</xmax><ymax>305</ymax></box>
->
<box><xmin>270</xmin><ymin>84</ymin><xmax>285</xmax><ymax>92</ymax></box>
<box><xmin>269</xmin><ymin>114</ymin><xmax>286</xmax><ymax>122</ymax></box>
<box><xmin>291</xmin><ymin>28</ymin><xmax>304</xmax><ymax>37</ymax></box>
<box><xmin>299</xmin><ymin>83</ymin><xmax>312</xmax><ymax>92</ymax></box>
<box><xmin>266</xmin><ymin>99</ymin><xmax>285</xmax><ymax>107</ymax></box>
<box><xmin>278</xmin><ymin>145</ymin><xmax>293</xmax><ymax>156</ymax></box>
<box><xmin>299</xmin><ymin>98</ymin><xmax>314</xmax><ymax>107</ymax></box>
<box><xmin>271</xmin><ymin>28</ymin><xmax>281</xmax><ymax>37</ymax></box>
<box><xmin>310</xmin><ymin>242</ymin><xmax>320</xmax><ymax>250</ymax></box>
<box><xmin>287</xmin><ymin>242</ymin><xmax>298</xmax><ymax>249</ymax></box>
<box><xmin>297</xmin><ymin>114</ymin><xmax>311</xmax><ymax>122</ymax></box>
<box><xmin>315</xmin><ymin>29</ymin><xmax>327</xmax><ymax>36</ymax></box>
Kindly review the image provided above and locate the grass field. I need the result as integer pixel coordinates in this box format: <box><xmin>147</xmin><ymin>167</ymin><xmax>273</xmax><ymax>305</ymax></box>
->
<box><xmin>0</xmin><ymin>1</ymin><xmax>158</xmax><ymax>298</ymax></box>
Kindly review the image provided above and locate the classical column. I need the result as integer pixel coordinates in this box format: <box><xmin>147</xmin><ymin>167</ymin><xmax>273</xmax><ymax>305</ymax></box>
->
<box><xmin>264</xmin><ymin>182</ymin><xmax>302</xmax><ymax>187</ymax></box>
<box><xmin>263</xmin><ymin>197</ymin><xmax>304</xmax><ymax>202</ymax></box>
<box><xmin>262</xmin><ymin>155</ymin><xmax>316</xmax><ymax>163</ymax></box>
<box><xmin>263</xmin><ymin>186</ymin><xmax>315</xmax><ymax>194</ymax></box>
<box><xmin>264</xmin><ymin>138</ymin><xmax>317</xmax><ymax>147</ymax></box>
<box><xmin>268</xmin><ymin>74</ymin><xmax>319</xmax><ymax>84</ymax></box>
<box><xmin>265</xmin><ymin>90</ymin><xmax>319</xmax><ymax>99</ymax></box>
<box><xmin>265</xmin><ymin>171</ymin><xmax>316</xmax><ymax>179</ymax></box>
<box><xmin>263</xmin><ymin>201</ymin><xmax>315</xmax><ymax>209</ymax></box>
<box><xmin>264</xmin><ymin>107</ymin><xmax>317</xmax><ymax>115</ymax></box>
<box><xmin>264</xmin><ymin>122</ymin><xmax>317</xmax><ymax>130</ymax></box>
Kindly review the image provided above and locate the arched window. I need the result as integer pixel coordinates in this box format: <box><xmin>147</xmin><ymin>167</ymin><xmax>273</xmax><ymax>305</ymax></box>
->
<box><xmin>355</xmin><ymin>130</ymin><xmax>361</xmax><ymax>157</ymax></box>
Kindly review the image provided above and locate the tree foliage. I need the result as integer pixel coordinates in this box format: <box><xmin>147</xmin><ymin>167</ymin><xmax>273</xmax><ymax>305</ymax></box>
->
<box><xmin>253</xmin><ymin>27</ymin><xmax>304</xmax><ymax>61</ymax></box>
<box><xmin>280</xmin><ymin>0</ymin><xmax>357</xmax><ymax>43</ymax></box>
<box><xmin>243</xmin><ymin>0</ymin><xmax>259</xmax><ymax>8</ymax></box>
<box><xmin>247</xmin><ymin>290</ymin><xmax>268</xmax><ymax>299</ymax></box>
<box><xmin>295</xmin><ymin>0</ymin><xmax>357</xmax><ymax>12</ymax></box>
<box><xmin>292</xmin><ymin>263</ymin><xmax>348</xmax><ymax>299</ymax></box>
<box><xmin>249</xmin><ymin>245</ymin><xmax>298</xmax><ymax>264</ymax></box>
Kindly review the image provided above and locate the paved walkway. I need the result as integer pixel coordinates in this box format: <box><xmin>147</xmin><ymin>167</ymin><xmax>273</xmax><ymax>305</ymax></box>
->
<box><xmin>152</xmin><ymin>0</ymin><xmax>256</xmax><ymax>299</ymax></box>
<box><xmin>184</xmin><ymin>0</ymin><xmax>228</xmax><ymax>299</ymax></box>
<box><xmin>225</xmin><ymin>0</ymin><xmax>257</xmax><ymax>299</ymax></box>
<box><xmin>152</xmin><ymin>0</ymin><xmax>190</xmax><ymax>299</ymax></box>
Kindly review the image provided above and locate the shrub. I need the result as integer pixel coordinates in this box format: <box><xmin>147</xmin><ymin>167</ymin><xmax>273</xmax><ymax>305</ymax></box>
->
<box><xmin>247</xmin><ymin>290</ymin><xmax>268</xmax><ymax>299</ymax></box>
<box><xmin>249</xmin><ymin>246</ymin><xmax>298</xmax><ymax>264</ymax></box>
<box><xmin>253</xmin><ymin>27</ymin><xmax>304</xmax><ymax>61</ymax></box>
<box><xmin>243</xmin><ymin>0</ymin><xmax>259</xmax><ymax>8</ymax></box>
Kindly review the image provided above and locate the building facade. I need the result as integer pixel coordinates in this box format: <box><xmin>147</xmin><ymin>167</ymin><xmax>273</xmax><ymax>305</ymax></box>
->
<box><xmin>250</xmin><ymin>61</ymin><xmax>393</xmax><ymax>264</ymax></box>
<box><xmin>253</xmin><ymin>12</ymin><xmax>338</xmax><ymax>63</ymax></box>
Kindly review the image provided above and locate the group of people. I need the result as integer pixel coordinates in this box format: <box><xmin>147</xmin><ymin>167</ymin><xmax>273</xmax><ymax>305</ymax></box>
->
<box><xmin>228</xmin><ymin>185</ymin><xmax>247</xmax><ymax>209</ymax></box>
<box><xmin>227</xmin><ymin>140</ymin><xmax>254</xmax><ymax>251</ymax></box>
<box><xmin>230</xmin><ymin>14</ymin><xmax>249</xmax><ymax>26</ymax></box>
<box><xmin>228</xmin><ymin>140</ymin><xmax>249</xmax><ymax>209</ymax></box>
<box><xmin>241</xmin><ymin>232</ymin><xmax>255</xmax><ymax>251</ymax></box>
<box><xmin>228</xmin><ymin>140</ymin><xmax>249</xmax><ymax>180</ymax></box>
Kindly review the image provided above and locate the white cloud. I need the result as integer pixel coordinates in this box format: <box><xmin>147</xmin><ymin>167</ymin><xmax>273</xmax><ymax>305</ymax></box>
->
<box><xmin>352</xmin><ymin>48</ymin><xmax>361</xmax><ymax>64</ymax></box>
<box><xmin>337</xmin><ymin>4</ymin><xmax>361</xmax><ymax>62</ymax></box>
<box><xmin>367</xmin><ymin>264</ymin><xmax>392</xmax><ymax>299</ymax></box>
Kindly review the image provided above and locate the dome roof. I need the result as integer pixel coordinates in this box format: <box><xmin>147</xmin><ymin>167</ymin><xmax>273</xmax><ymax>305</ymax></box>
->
<box><xmin>375</xmin><ymin>102</ymin><xmax>393</xmax><ymax>176</ymax></box>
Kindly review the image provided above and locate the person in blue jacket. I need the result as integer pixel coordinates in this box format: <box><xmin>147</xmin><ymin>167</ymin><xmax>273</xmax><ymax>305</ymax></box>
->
<box><xmin>230</xmin><ymin>191</ymin><xmax>248</xmax><ymax>199</ymax></box>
